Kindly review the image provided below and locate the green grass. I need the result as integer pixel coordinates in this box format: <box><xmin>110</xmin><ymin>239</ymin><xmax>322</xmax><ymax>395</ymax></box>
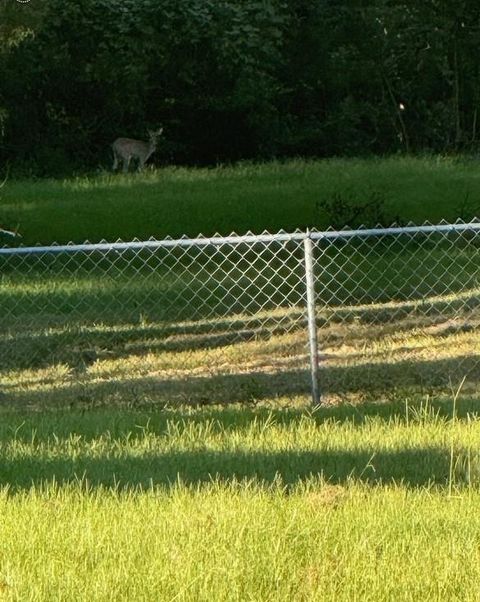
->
<box><xmin>1</xmin><ymin>156</ymin><xmax>480</xmax><ymax>245</ymax></box>
<box><xmin>1</xmin><ymin>227</ymin><xmax>479</xmax><ymax>407</ymax></box>
<box><xmin>1</xmin><ymin>402</ymin><xmax>480</xmax><ymax>600</ymax></box>
<box><xmin>6</xmin><ymin>482</ymin><xmax>480</xmax><ymax>601</ymax></box>
<box><xmin>2</xmin><ymin>156</ymin><xmax>480</xmax><ymax>599</ymax></box>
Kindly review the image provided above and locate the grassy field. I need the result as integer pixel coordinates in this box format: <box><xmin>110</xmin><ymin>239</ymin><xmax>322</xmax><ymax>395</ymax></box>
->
<box><xmin>1</xmin><ymin>286</ymin><xmax>480</xmax><ymax>409</ymax></box>
<box><xmin>1</xmin><ymin>230</ymin><xmax>479</xmax><ymax>408</ymax></box>
<box><xmin>1</xmin><ymin>156</ymin><xmax>480</xmax><ymax>599</ymax></box>
<box><xmin>1</xmin><ymin>401</ymin><xmax>480</xmax><ymax>600</ymax></box>
<box><xmin>1</xmin><ymin>155</ymin><xmax>480</xmax><ymax>245</ymax></box>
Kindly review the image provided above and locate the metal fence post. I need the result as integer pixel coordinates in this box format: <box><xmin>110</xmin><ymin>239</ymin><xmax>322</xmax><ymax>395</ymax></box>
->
<box><xmin>303</xmin><ymin>232</ymin><xmax>320</xmax><ymax>406</ymax></box>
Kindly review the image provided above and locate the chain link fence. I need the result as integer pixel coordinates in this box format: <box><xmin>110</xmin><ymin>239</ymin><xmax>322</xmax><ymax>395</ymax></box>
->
<box><xmin>312</xmin><ymin>222</ymin><xmax>480</xmax><ymax>402</ymax></box>
<box><xmin>1</xmin><ymin>221</ymin><xmax>479</xmax><ymax>407</ymax></box>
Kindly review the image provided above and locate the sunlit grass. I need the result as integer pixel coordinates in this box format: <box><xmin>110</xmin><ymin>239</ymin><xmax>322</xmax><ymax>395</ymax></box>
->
<box><xmin>2</xmin><ymin>156</ymin><xmax>480</xmax><ymax>598</ymax></box>
<box><xmin>2</xmin><ymin>483</ymin><xmax>480</xmax><ymax>601</ymax></box>
<box><xmin>0</xmin><ymin>402</ymin><xmax>479</xmax><ymax>600</ymax></box>
<box><xmin>1</xmin><ymin>300</ymin><xmax>479</xmax><ymax>408</ymax></box>
<box><xmin>1</xmin><ymin>231</ymin><xmax>479</xmax><ymax>407</ymax></box>
<box><xmin>1</xmin><ymin>156</ymin><xmax>480</xmax><ymax>245</ymax></box>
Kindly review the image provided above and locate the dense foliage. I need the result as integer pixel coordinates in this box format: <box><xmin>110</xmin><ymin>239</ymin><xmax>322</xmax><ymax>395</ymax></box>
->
<box><xmin>2</xmin><ymin>0</ymin><xmax>480</xmax><ymax>174</ymax></box>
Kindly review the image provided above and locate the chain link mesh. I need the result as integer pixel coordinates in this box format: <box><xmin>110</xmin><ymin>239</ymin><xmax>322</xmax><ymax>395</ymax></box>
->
<box><xmin>0</xmin><ymin>234</ymin><xmax>309</xmax><ymax>407</ymax></box>
<box><xmin>1</xmin><ymin>222</ymin><xmax>479</xmax><ymax>407</ymax></box>
<box><xmin>312</xmin><ymin>223</ymin><xmax>480</xmax><ymax>402</ymax></box>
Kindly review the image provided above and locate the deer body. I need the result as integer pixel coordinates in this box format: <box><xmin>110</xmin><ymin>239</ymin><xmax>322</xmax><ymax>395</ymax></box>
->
<box><xmin>112</xmin><ymin>128</ymin><xmax>163</xmax><ymax>172</ymax></box>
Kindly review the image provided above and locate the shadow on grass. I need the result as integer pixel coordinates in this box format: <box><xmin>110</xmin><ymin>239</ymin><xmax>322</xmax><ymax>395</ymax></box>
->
<box><xmin>0</xmin><ymin>446</ymin><xmax>460</xmax><ymax>491</ymax></box>
<box><xmin>1</xmin><ymin>395</ymin><xmax>479</xmax><ymax>439</ymax></box>
<box><xmin>0</xmin><ymin>397</ymin><xmax>478</xmax><ymax>491</ymax></box>
<box><xmin>0</xmin><ymin>312</ymin><xmax>305</xmax><ymax>370</ymax></box>
<box><xmin>2</xmin><ymin>353</ymin><xmax>479</xmax><ymax>408</ymax></box>
<box><xmin>1</xmin><ymin>278</ymin><xmax>479</xmax><ymax>371</ymax></box>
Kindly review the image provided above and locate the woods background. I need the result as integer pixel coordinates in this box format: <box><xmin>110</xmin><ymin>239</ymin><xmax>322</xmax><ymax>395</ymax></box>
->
<box><xmin>1</xmin><ymin>0</ymin><xmax>480</xmax><ymax>175</ymax></box>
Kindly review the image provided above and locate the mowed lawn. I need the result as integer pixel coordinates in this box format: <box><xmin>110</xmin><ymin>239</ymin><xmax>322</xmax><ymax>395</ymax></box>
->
<box><xmin>1</xmin><ymin>155</ymin><xmax>480</xmax><ymax>245</ymax></box>
<box><xmin>0</xmin><ymin>401</ymin><xmax>480</xmax><ymax>601</ymax></box>
<box><xmin>1</xmin><ymin>156</ymin><xmax>480</xmax><ymax>600</ymax></box>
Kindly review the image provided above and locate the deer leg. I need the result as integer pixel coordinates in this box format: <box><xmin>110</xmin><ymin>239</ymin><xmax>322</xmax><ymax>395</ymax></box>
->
<box><xmin>112</xmin><ymin>151</ymin><xmax>118</xmax><ymax>171</ymax></box>
<box><xmin>122</xmin><ymin>157</ymin><xmax>130</xmax><ymax>173</ymax></box>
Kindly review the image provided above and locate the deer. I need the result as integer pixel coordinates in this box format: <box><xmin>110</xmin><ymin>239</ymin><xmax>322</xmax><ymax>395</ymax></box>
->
<box><xmin>111</xmin><ymin>127</ymin><xmax>163</xmax><ymax>172</ymax></box>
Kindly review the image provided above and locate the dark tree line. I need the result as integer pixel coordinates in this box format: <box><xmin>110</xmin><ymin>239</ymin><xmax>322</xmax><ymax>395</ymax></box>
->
<box><xmin>1</xmin><ymin>0</ymin><xmax>480</xmax><ymax>175</ymax></box>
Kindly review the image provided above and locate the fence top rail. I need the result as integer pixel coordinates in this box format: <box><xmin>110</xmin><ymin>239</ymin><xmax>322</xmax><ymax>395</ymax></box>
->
<box><xmin>1</xmin><ymin>221</ymin><xmax>480</xmax><ymax>256</ymax></box>
<box><xmin>311</xmin><ymin>221</ymin><xmax>480</xmax><ymax>240</ymax></box>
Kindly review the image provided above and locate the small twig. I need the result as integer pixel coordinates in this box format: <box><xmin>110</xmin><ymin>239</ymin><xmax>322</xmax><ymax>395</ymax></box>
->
<box><xmin>0</xmin><ymin>164</ymin><xmax>9</xmax><ymax>189</ymax></box>
<box><xmin>0</xmin><ymin>225</ymin><xmax>21</xmax><ymax>238</ymax></box>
